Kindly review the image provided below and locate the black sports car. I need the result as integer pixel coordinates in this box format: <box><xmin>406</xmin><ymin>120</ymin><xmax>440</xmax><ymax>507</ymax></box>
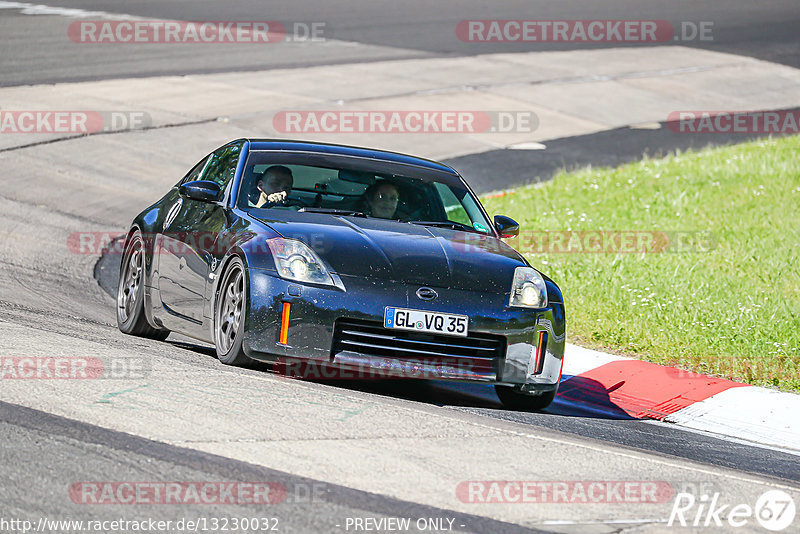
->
<box><xmin>117</xmin><ymin>139</ymin><xmax>565</xmax><ymax>410</ymax></box>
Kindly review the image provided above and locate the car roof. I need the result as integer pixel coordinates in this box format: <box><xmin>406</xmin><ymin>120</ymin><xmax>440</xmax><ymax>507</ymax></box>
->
<box><xmin>245</xmin><ymin>139</ymin><xmax>459</xmax><ymax>175</ymax></box>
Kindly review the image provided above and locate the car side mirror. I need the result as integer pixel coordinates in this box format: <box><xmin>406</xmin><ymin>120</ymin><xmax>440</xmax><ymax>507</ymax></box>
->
<box><xmin>494</xmin><ymin>215</ymin><xmax>519</xmax><ymax>238</ymax></box>
<box><xmin>179</xmin><ymin>180</ymin><xmax>222</xmax><ymax>203</ymax></box>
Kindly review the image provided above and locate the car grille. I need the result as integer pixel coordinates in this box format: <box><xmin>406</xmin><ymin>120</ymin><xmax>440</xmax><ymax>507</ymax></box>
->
<box><xmin>331</xmin><ymin>319</ymin><xmax>506</xmax><ymax>381</ymax></box>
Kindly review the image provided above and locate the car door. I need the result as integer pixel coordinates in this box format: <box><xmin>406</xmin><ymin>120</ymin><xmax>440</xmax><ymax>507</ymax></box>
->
<box><xmin>157</xmin><ymin>142</ymin><xmax>242</xmax><ymax>324</ymax></box>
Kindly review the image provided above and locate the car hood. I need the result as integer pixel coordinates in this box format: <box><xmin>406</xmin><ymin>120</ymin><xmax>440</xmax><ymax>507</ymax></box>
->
<box><xmin>253</xmin><ymin>211</ymin><xmax>527</xmax><ymax>292</ymax></box>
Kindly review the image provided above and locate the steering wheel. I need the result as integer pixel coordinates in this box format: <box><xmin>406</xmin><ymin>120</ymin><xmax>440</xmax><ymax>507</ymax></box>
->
<box><xmin>399</xmin><ymin>204</ymin><xmax>428</xmax><ymax>222</ymax></box>
<box><xmin>257</xmin><ymin>192</ymin><xmax>310</xmax><ymax>208</ymax></box>
<box><xmin>285</xmin><ymin>196</ymin><xmax>310</xmax><ymax>208</ymax></box>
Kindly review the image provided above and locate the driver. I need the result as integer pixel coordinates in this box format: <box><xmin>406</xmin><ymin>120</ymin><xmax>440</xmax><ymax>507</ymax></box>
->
<box><xmin>255</xmin><ymin>165</ymin><xmax>294</xmax><ymax>208</ymax></box>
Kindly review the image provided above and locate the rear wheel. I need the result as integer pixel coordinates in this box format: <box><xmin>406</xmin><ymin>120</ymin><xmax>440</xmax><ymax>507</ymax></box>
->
<box><xmin>117</xmin><ymin>231</ymin><xmax>170</xmax><ymax>340</ymax></box>
<box><xmin>214</xmin><ymin>257</ymin><xmax>250</xmax><ymax>365</ymax></box>
<box><xmin>495</xmin><ymin>385</ymin><xmax>557</xmax><ymax>412</ymax></box>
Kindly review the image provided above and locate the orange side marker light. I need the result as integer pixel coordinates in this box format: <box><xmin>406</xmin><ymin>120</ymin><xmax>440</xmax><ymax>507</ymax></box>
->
<box><xmin>279</xmin><ymin>302</ymin><xmax>291</xmax><ymax>345</ymax></box>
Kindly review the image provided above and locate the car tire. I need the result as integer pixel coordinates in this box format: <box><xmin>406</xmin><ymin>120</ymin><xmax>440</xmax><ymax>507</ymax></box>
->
<box><xmin>117</xmin><ymin>231</ymin><xmax>170</xmax><ymax>341</ymax></box>
<box><xmin>213</xmin><ymin>257</ymin><xmax>250</xmax><ymax>366</ymax></box>
<box><xmin>495</xmin><ymin>385</ymin><xmax>557</xmax><ymax>412</ymax></box>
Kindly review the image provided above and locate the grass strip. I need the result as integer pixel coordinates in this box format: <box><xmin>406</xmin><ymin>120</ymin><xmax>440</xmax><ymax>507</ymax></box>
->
<box><xmin>482</xmin><ymin>135</ymin><xmax>800</xmax><ymax>390</ymax></box>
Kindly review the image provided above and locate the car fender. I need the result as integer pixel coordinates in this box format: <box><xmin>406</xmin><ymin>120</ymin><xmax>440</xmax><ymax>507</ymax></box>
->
<box><xmin>206</xmin><ymin>234</ymin><xmax>282</xmax><ymax>344</ymax></box>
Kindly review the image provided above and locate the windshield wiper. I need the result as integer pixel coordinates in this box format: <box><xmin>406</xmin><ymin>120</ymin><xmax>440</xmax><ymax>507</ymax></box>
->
<box><xmin>407</xmin><ymin>220</ymin><xmax>482</xmax><ymax>233</ymax></box>
<box><xmin>298</xmin><ymin>207</ymin><xmax>367</xmax><ymax>217</ymax></box>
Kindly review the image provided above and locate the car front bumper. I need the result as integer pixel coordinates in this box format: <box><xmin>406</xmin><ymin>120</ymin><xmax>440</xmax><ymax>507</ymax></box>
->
<box><xmin>242</xmin><ymin>268</ymin><xmax>565</xmax><ymax>389</ymax></box>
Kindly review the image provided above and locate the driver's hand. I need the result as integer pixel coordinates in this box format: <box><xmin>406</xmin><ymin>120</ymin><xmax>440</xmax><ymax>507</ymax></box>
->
<box><xmin>267</xmin><ymin>191</ymin><xmax>287</xmax><ymax>203</ymax></box>
<box><xmin>255</xmin><ymin>190</ymin><xmax>287</xmax><ymax>208</ymax></box>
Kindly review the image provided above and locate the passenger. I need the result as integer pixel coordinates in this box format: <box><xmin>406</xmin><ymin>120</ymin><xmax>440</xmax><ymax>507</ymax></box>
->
<box><xmin>364</xmin><ymin>181</ymin><xmax>400</xmax><ymax>219</ymax></box>
<box><xmin>255</xmin><ymin>165</ymin><xmax>294</xmax><ymax>208</ymax></box>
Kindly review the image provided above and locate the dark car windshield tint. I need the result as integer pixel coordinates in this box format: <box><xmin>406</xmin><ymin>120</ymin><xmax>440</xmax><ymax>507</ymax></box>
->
<box><xmin>237</xmin><ymin>151</ymin><xmax>493</xmax><ymax>234</ymax></box>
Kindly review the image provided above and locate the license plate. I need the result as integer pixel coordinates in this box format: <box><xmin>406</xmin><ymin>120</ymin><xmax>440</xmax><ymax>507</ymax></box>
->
<box><xmin>384</xmin><ymin>307</ymin><xmax>468</xmax><ymax>337</ymax></box>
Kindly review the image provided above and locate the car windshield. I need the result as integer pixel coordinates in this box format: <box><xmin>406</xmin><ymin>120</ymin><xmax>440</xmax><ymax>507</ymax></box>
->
<box><xmin>237</xmin><ymin>151</ymin><xmax>494</xmax><ymax>234</ymax></box>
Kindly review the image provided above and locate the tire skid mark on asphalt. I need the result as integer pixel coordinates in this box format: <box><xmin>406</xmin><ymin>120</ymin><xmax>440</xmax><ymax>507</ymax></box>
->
<box><xmin>0</xmin><ymin>191</ymin><xmax>130</xmax><ymax>226</ymax></box>
<box><xmin>0</xmin><ymin>312</ymin><xmax>380</xmax><ymax>424</ymax></box>
<box><xmin>0</xmin><ymin>117</ymin><xmax>219</xmax><ymax>154</ymax></box>
<box><xmin>89</xmin><ymin>379</ymin><xmax>377</xmax><ymax>421</ymax></box>
<box><xmin>95</xmin><ymin>384</ymin><xmax>150</xmax><ymax>405</ymax></box>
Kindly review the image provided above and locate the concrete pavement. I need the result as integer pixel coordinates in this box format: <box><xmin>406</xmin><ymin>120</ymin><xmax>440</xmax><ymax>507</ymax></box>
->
<box><xmin>2</xmin><ymin>46</ymin><xmax>799</xmax><ymax>163</ymax></box>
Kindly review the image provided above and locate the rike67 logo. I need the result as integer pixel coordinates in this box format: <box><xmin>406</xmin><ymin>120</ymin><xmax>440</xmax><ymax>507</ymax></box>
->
<box><xmin>669</xmin><ymin>490</ymin><xmax>796</xmax><ymax>531</ymax></box>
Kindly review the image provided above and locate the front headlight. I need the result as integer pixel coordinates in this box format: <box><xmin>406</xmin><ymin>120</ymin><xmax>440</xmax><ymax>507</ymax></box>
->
<box><xmin>267</xmin><ymin>238</ymin><xmax>335</xmax><ymax>286</ymax></box>
<box><xmin>509</xmin><ymin>267</ymin><xmax>548</xmax><ymax>308</ymax></box>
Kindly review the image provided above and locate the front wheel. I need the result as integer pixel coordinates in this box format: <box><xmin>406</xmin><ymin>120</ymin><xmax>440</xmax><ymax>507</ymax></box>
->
<box><xmin>214</xmin><ymin>257</ymin><xmax>250</xmax><ymax>365</ymax></box>
<box><xmin>495</xmin><ymin>385</ymin><xmax>557</xmax><ymax>412</ymax></box>
<box><xmin>117</xmin><ymin>231</ymin><xmax>170</xmax><ymax>340</ymax></box>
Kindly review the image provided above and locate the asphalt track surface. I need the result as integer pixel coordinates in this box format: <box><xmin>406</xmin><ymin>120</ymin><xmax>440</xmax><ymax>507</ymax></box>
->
<box><xmin>1</xmin><ymin>0</ymin><xmax>799</xmax><ymax>86</ymax></box>
<box><xmin>2</xmin><ymin>1</ymin><xmax>800</xmax><ymax>532</ymax></box>
<box><xmin>1</xmin><ymin>400</ymin><xmax>538</xmax><ymax>534</ymax></box>
<box><xmin>446</xmin><ymin>115</ymin><xmax>800</xmax><ymax>193</ymax></box>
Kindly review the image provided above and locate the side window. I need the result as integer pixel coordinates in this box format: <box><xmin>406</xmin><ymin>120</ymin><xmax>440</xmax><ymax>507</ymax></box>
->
<box><xmin>179</xmin><ymin>156</ymin><xmax>209</xmax><ymax>186</ymax></box>
<box><xmin>202</xmin><ymin>142</ymin><xmax>243</xmax><ymax>188</ymax></box>
<box><xmin>433</xmin><ymin>182</ymin><xmax>471</xmax><ymax>226</ymax></box>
